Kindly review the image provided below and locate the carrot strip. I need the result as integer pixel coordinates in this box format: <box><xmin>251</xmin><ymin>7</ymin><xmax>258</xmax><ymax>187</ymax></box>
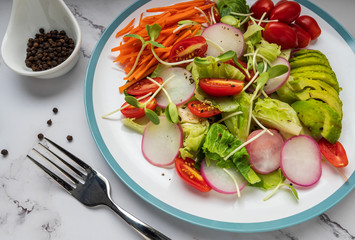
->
<box><xmin>115</xmin><ymin>18</ymin><xmax>135</xmax><ymax>38</ymax></box>
<box><xmin>146</xmin><ymin>0</ymin><xmax>206</xmax><ymax>12</ymax></box>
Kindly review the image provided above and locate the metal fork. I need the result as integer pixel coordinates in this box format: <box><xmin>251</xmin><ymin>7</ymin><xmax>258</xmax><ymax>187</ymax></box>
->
<box><xmin>27</xmin><ymin>137</ymin><xmax>171</xmax><ymax>240</ymax></box>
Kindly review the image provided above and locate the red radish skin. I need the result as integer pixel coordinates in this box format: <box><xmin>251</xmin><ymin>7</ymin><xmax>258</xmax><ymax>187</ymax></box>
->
<box><xmin>202</xmin><ymin>23</ymin><xmax>245</xmax><ymax>58</ymax></box>
<box><xmin>263</xmin><ymin>57</ymin><xmax>290</xmax><ymax>94</ymax></box>
<box><xmin>200</xmin><ymin>159</ymin><xmax>247</xmax><ymax>194</ymax></box>
<box><xmin>280</xmin><ymin>135</ymin><xmax>322</xmax><ymax>187</ymax></box>
<box><xmin>246</xmin><ymin>129</ymin><xmax>284</xmax><ymax>174</ymax></box>
<box><xmin>142</xmin><ymin>116</ymin><xmax>183</xmax><ymax>167</ymax></box>
<box><xmin>155</xmin><ymin>67</ymin><xmax>195</xmax><ymax>108</ymax></box>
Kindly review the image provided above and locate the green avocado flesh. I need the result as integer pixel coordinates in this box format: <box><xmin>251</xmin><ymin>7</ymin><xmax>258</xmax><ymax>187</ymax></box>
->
<box><xmin>291</xmin><ymin>72</ymin><xmax>339</xmax><ymax>91</ymax></box>
<box><xmin>288</xmin><ymin>78</ymin><xmax>339</xmax><ymax>98</ymax></box>
<box><xmin>290</xmin><ymin>65</ymin><xmax>336</xmax><ymax>76</ymax></box>
<box><xmin>292</xmin><ymin>99</ymin><xmax>342</xmax><ymax>144</ymax></box>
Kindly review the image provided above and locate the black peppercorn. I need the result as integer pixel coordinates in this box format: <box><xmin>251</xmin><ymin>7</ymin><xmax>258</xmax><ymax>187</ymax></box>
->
<box><xmin>52</xmin><ymin>107</ymin><xmax>58</xmax><ymax>114</ymax></box>
<box><xmin>1</xmin><ymin>149</ymin><xmax>8</xmax><ymax>156</ymax></box>
<box><xmin>37</xmin><ymin>133</ymin><xmax>44</xmax><ymax>140</ymax></box>
<box><xmin>25</xmin><ymin>29</ymin><xmax>75</xmax><ymax>71</ymax></box>
<box><xmin>66</xmin><ymin>135</ymin><xmax>73</xmax><ymax>142</ymax></box>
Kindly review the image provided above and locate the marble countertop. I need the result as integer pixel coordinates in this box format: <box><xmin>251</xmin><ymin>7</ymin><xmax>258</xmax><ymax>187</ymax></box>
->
<box><xmin>0</xmin><ymin>0</ymin><xmax>354</xmax><ymax>239</ymax></box>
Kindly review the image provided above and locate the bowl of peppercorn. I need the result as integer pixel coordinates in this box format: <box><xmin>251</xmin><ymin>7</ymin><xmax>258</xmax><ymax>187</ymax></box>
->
<box><xmin>1</xmin><ymin>0</ymin><xmax>81</xmax><ymax>79</ymax></box>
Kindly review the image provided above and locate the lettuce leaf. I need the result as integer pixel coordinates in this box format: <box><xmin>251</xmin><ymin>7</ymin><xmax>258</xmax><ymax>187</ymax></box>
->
<box><xmin>253</xmin><ymin>98</ymin><xmax>303</xmax><ymax>136</ymax></box>
<box><xmin>222</xmin><ymin>92</ymin><xmax>252</xmax><ymax>142</ymax></box>
<box><xmin>202</xmin><ymin>123</ymin><xmax>261</xmax><ymax>184</ymax></box>
<box><xmin>217</xmin><ymin>0</ymin><xmax>250</xmax><ymax>20</ymax></box>
<box><xmin>179</xmin><ymin>120</ymin><xmax>209</xmax><ymax>159</ymax></box>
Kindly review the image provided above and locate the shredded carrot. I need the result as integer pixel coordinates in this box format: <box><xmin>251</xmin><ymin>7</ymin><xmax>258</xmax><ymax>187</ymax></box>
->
<box><xmin>112</xmin><ymin>0</ymin><xmax>215</xmax><ymax>92</ymax></box>
<box><xmin>115</xmin><ymin>18</ymin><xmax>135</xmax><ymax>38</ymax></box>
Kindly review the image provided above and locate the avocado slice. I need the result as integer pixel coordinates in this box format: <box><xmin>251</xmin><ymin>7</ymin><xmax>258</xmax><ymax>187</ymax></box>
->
<box><xmin>289</xmin><ymin>56</ymin><xmax>331</xmax><ymax>69</ymax></box>
<box><xmin>295</xmin><ymin>89</ymin><xmax>343</xmax><ymax>117</ymax></box>
<box><xmin>291</xmin><ymin>49</ymin><xmax>328</xmax><ymax>59</ymax></box>
<box><xmin>292</xmin><ymin>71</ymin><xmax>339</xmax><ymax>91</ymax></box>
<box><xmin>290</xmin><ymin>65</ymin><xmax>336</xmax><ymax>76</ymax></box>
<box><xmin>292</xmin><ymin>99</ymin><xmax>342</xmax><ymax>144</ymax></box>
<box><xmin>289</xmin><ymin>78</ymin><xmax>339</xmax><ymax>98</ymax></box>
<box><xmin>276</xmin><ymin>78</ymin><xmax>298</xmax><ymax>104</ymax></box>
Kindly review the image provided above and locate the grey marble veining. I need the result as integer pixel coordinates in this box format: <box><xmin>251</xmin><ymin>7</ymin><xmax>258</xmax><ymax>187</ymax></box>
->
<box><xmin>0</xmin><ymin>0</ymin><xmax>354</xmax><ymax>239</ymax></box>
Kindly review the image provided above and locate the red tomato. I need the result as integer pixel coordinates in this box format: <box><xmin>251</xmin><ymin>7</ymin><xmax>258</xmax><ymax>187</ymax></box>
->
<box><xmin>263</xmin><ymin>22</ymin><xmax>298</xmax><ymax>49</ymax></box>
<box><xmin>126</xmin><ymin>77</ymin><xmax>163</xmax><ymax>96</ymax></box>
<box><xmin>187</xmin><ymin>101</ymin><xmax>221</xmax><ymax>118</ymax></box>
<box><xmin>175</xmin><ymin>157</ymin><xmax>211</xmax><ymax>192</ymax></box>
<box><xmin>169</xmin><ymin>36</ymin><xmax>208</xmax><ymax>63</ymax></box>
<box><xmin>295</xmin><ymin>15</ymin><xmax>322</xmax><ymax>40</ymax></box>
<box><xmin>291</xmin><ymin>24</ymin><xmax>311</xmax><ymax>48</ymax></box>
<box><xmin>204</xmin><ymin>4</ymin><xmax>221</xmax><ymax>23</ymax></box>
<box><xmin>318</xmin><ymin>138</ymin><xmax>348</xmax><ymax>168</ymax></box>
<box><xmin>269</xmin><ymin>1</ymin><xmax>301</xmax><ymax>24</ymax></box>
<box><xmin>250</xmin><ymin>0</ymin><xmax>274</xmax><ymax>19</ymax></box>
<box><xmin>120</xmin><ymin>96</ymin><xmax>157</xmax><ymax>119</ymax></box>
<box><xmin>198</xmin><ymin>78</ymin><xmax>244</xmax><ymax>97</ymax></box>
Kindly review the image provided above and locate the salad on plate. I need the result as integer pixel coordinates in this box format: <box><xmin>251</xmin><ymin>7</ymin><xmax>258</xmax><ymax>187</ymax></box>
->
<box><xmin>103</xmin><ymin>0</ymin><xmax>349</xmax><ymax>201</ymax></box>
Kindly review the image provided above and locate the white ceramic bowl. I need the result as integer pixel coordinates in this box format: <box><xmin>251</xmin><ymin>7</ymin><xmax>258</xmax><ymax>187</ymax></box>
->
<box><xmin>1</xmin><ymin>0</ymin><xmax>82</xmax><ymax>79</ymax></box>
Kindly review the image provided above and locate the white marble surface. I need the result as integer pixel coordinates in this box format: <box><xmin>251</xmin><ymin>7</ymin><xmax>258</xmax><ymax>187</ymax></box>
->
<box><xmin>0</xmin><ymin>0</ymin><xmax>354</xmax><ymax>239</ymax></box>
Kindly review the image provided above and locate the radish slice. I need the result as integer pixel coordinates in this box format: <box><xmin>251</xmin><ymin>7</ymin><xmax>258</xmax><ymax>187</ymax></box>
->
<box><xmin>280</xmin><ymin>135</ymin><xmax>322</xmax><ymax>187</ymax></box>
<box><xmin>263</xmin><ymin>57</ymin><xmax>290</xmax><ymax>94</ymax></box>
<box><xmin>142</xmin><ymin>116</ymin><xmax>183</xmax><ymax>167</ymax></box>
<box><xmin>246</xmin><ymin>129</ymin><xmax>284</xmax><ymax>174</ymax></box>
<box><xmin>156</xmin><ymin>67</ymin><xmax>195</xmax><ymax>108</ymax></box>
<box><xmin>202</xmin><ymin>23</ymin><xmax>244</xmax><ymax>58</ymax></box>
<box><xmin>200</xmin><ymin>159</ymin><xmax>247</xmax><ymax>194</ymax></box>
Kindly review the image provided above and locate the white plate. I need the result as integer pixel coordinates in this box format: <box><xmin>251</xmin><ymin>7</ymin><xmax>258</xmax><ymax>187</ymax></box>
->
<box><xmin>85</xmin><ymin>0</ymin><xmax>355</xmax><ymax>232</ymax></box>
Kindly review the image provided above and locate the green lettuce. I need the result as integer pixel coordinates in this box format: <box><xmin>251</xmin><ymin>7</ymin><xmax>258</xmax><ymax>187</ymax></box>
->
<box><xmin>222</xmin><ymin>92</ymin><xmax>252</xmax><ymax>142</ymax></box>
<box><xmin>217</xmin><ymin>0</ymin><xmax>250</xmax><ymax>20</ymax></box>
<box><xmin>256</xmin><ymin>39</ymin><xmax>281</xmax><ymax>63</ymax></box>
<box><xmin>202</xmin><ymin>123</ymin><xmax>261</xmax><ymax>184</ymax></box>
<box><xmin>253</xmin><ymin>98</ymin><xmax>303</xmax><ymax>136</ymax></box>
<box><xmin>179</xmin><ymin>120</ymin><xmax>209</xmax><ymax>159</ymax></box>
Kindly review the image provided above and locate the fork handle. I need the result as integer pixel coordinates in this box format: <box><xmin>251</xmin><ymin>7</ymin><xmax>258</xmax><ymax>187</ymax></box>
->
<box><xmin>106</xmin><ymin>200</ymin><xmax>171</xmax><ymax>240</ymax></box>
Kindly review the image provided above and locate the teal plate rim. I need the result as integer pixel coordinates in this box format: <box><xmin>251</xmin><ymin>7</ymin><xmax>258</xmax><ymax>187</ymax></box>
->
<box><xmin>84</xmin><ymin>0</ymin><xmax>355</xmax><ymax>233</ymax></box>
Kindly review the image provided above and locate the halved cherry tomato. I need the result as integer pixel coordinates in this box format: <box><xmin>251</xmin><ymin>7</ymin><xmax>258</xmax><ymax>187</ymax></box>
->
<box><xmin>250</xmin><ymin>0</ymin><xmax>274</xmax><ymax>19</ymax></box>
<box><xmin>175</xmin><ymin>157</ymin><xmax>211</xmax><ymax>192</ymax></box>
<box><xmin>204</xmin><ymin>4</ymin><xmax>221</xmax><ymax>23</ymax></box>
<box><xmin>187</xmin><ymin>100</ymin><xmax>221</xmax><ymax>118</ymax></box>
<box><xmin>120</xmin><ymin>96</ymin><xmax>157</xmax><ymax>119</ymax></box>
<box><xmin>198</xmin><ymin>78</ymin><xmax>244</xmax><ymax>97</ymax></box>
<box><xmin>318</xmin><ymin>138</ymin><xmax>348</xmax><ymax>168</ymax></box>
<box><xmin>263</xmin><ymin>22</ymin><xmax>298</xmax><ymax>49</ymax></box>
<box><xmin>295</xmin><ymin>15</ymin><xmax>321</xmax><ymax>40</ymax></box>
<box><xmin>126</xmin><ymin>77</ymin><xmax>163</xmax><ymax>96</ymax></box>
<box><xmin>168</xmin><ymin>36</ymin><xmax>208</xmax><ymax>63</ymax></box>
<box><xmin>269</xmin><ymin>1</ymin><xmax>301</xmax><ymax>24</ymax></box>
<box><xmin>291</xmin><ymin>24</ymin><xmax>311</xmax><ymax>48</ymax></box>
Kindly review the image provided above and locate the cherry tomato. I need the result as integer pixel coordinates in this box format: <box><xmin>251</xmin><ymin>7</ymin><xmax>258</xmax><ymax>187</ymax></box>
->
<box><xmin>291</xmin><ymin>24</ymin><xmax>311</xmax><ymax>48</ymax></box>
<box><xmin>187</xmin><ymin>100</ymin><xmax>221</xmax><ymax>118</ymax></box>
<box><xmin>295</xmin><ymin>15</ymin><xmax>322</xmax><ymax>40</ymax></box>
<box><xmin>204</xmin><ymin>4</ymin><xmax>221</xmax><ymax>23</ymax></box>
<box><xmin>269</xmin><ymin>1</ymin><xmax>301</xmax><ymax>24</ymax></box>
<box><xmin>263</xmin><ymin>22</ymin><xmax>298</xmax><ymax>49</ymax></box>
<box><xmin>250</xmin><ymin>0</ymin><xmax>274</xmax><ymax>19</ymax></box>
<box><xmin>120</xmin><ymin>96</ymin><xmax>157</xmax><ymax>119</ymax></box>
<box><xmin>126</xmin><ymin>77</ymin><xmax>163</xmax><ymax>96</ymax></box>
<box><xmin>175</xmin><ymin>157</ymin><xmax>211</xmax><ymax>192</ymax></box>
<box><xmin>318</xmin><ymin>138</ymin><xmax>348</xmax><ymax>168</ymax></box>
<box><xmin>198</xmin><ymin>78</ymin><xmax>244</xmax><ymax>97</ymax></box>
<box><xmin>168</xmin><ymin>36</ymin><xmax>208</xmax><ymax>63</ymax></box>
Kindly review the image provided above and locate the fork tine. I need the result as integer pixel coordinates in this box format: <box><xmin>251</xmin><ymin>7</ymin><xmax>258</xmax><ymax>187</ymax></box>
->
<box><xmin>38</xmin><ymin>142</ymin><xmax>85</xmax><ymax>178</ymax></box>
<box><xmin>27</xmin><ymin>155</ymin><xmax>74</xmax><ymax>192</ymax></box>
<box><xmin>32</xmin><ymin>148</ymin><xmax>80</xmax><ymax>184</ymax></box>
<box><xmin>45</xmin><ymin>137</ymin><xmax>91</xmax><ymax>170</ymax></box>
